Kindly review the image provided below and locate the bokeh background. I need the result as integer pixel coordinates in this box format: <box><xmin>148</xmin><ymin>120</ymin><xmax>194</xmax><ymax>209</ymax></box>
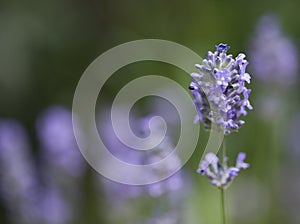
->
<box><xmin>1</xmin><ymin>0</ymin><xmax>300</xmax><ymax>223</ymax></box>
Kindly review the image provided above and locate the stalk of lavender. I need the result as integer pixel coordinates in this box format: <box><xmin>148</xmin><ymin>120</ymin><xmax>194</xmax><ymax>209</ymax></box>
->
<box><xmin>249</xmin><ymin>14</ymin><xmax>298</xmax><ymax>222</ymax></box>
<box><xmin>249</xmin><ymin>13</ymin><xmax>298</xmax><ymax>170</ymax></box>
<box><xmin>221</xmin><ymin>141</ymin><xmax>226</xmax><ymax>224</ymax></box>
<box><xmin>0</xmin><ymin>118</ymin><xmax>78</xmax><ymax>224</ymax></box>
<box><xmin>97</xmin><ymin>111</ymin><xmax>186</xmax><ymax>223</ymax></box>
<box><xmin>0</xmin><ymin>119</ymin><xmax>40</xmax><ymax>224</ymax></box>
<box><xmin>189</xmin><ymin>44</ymin><xmax>252</xmax><ymax>224</ymax></box>
<box><xmin>0</xmin><ymin>109</ymin><xmax>86</xmax><ymax>224</ymax></box>
<box><xmin>249</xmin><ymin>14</ymin><xmax>298</xmax><ymax>88</ymax></box>
<box><xmin>36</xmin><ymin>106</ymin><xmax>87</xmax><ymax>224</ymax></box>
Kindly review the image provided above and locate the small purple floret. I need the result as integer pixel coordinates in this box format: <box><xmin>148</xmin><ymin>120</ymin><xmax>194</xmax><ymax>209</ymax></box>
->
<box><xmin>216</xmin><ymin>43</ymin><xmax>230</xmax><ymax>53</ymax></box>
<box><xmin>198</xmin><ymin>152</ymin><xmax>249</xmax><ymax>189</ymax></box>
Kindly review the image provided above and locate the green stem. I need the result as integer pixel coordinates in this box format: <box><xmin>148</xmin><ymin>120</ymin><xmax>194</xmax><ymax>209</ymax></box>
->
<box><xmin>221</xmin><ymin>140</ymin><xmax>227</xmax><ymax>224</ymax></box>
<box><xmin>222</xmin><ymin>140</ymin><xmax>226</xmax><ymax>163</ymax></box>
<box><xmin>221</xmin><ymin>188</ymin><xmax>226</xmax><ymax>224</ymax></box>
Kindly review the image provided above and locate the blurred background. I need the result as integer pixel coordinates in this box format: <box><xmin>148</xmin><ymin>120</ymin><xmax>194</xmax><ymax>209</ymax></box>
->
<box><xmin>0</xmin><ymin>0</ymin><xmax>300</xmax><ymax>223</ymax></box>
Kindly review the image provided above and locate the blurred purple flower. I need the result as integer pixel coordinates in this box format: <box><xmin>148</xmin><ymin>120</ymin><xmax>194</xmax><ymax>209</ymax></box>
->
<box><xmin>97</xmin><ymin>107</ymin><xmax>144</xmax><ymax>165</ymax></box>
<box><xmin>36</xmin><ymin>106</ymin><xmax>86</xmax><ymax>177</ymax></box>
<box><xmin>0</xmin><ymin>119</ymin><xmax>76</xmax><ymax>224</ymax></box>
<box><xmin>38</xmin><ymin>188</ymin><xmax>71</xmax><ymax>224</ymax></box>
<box><xmin>0</xmin><ymin>119</ymin><xmax>40</xmax><ymax>223</ymax></box>
<box><xmin>101</xmin><ymin>179</ymin><xmax>143</xmax><ymax>202</ymax></box>
<box><xmin>197</xmin><ymin>152</ymin><xmax>249</xmax><ymax>189</ymax></box>
<box><xmin>134</xmin><ymin>116</ymin><xmax>183</xmax><ymax>197</ymax></box>
<box><xmin>100</xmin><ymin>113</ymin><xmax>184</xmax><ymax>197</ymax></box>
<box><xmin>190</xmin><ymin>43</ymin><xmax>252</xmax><ymax>135</ymax></box>
<box><xmin>98</xmin><ymin>110</ymin><xmax>186</xmax><ymax>223</ymax></box>
<box><xmin>146</xmin><ymin>212</ymin><xmax>181</xmax><ymax>224</ymax></box>
<box><xmin>36</xmin><ymin>106</ymin><xmax>87</xmax><ymax>224</ymax></box>
<box><xmin>145</xmin><ymin>172</ymin><xmax>183</xmax><ymax>198</ymax></box>
<box><xmin>249</xmin><ymin>14</ymin><xmax>298</xmax><ymax>85</ymax></box>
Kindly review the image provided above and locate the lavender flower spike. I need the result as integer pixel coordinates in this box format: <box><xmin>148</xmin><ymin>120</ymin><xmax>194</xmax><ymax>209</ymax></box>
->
<box><xmin>189</xmin><ymin>43</ymin><xmax>252</xmax><ymax>134</ymax></box>
<box><xmin>249</xmin><ymin>14</ymin><xmax>298</xmax><ymax>86</ymax></box>
<box><xmin>197</xmin><ymin>152</ymin><xmax>249</xmax><ymax>189</ymax></box>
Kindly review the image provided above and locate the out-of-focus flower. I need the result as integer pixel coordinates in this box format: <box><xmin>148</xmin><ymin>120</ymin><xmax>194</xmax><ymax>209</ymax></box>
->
<box><xmin>189</xmin><ymin>43</ymin><xmax>252</xmax><ymax>135</ymax></box>
<box><xmin>97</xmin><ymin>107</ymin><xmax>144</xmax><ymax>165</ymax></box>
<box><xmin>0</xmin><ymin>119</ymin><xmax>40</xmax><ymax>223</ymax></box>
<box><xmin>36</xmin><ymin>106</ymin><xmax>86</xmax><ymax>177</ymax></box>
<box><xmin>197</xmin><ymin>152</ymin><xmax>249</xmax><ymax>189</ymax></box>
<box><xmin>100</xmin><ymin>113</ymin><xmax>184</xmax><ymax>196</ymax></box>
<box><xmin>98</xmin><ymin>109</ymin><xmax>186</xmax><ymax>223</ymax></box>
<box><xmin>36</xmin><ymin>106</ymin><xmax>87</xmax><ymax>223</ymax></box>
<box><xmin>146</xmin><ymin>212</ymin><xmax>181</xmax><ymax>224</ymax></box>
<box><xmin>38</xmin><ymin>188</ymin><xmax>71</xmax><ymax>224</ymax></box>
<box><xmin>0</xmin><ymin>118</ymin><xmax>76</xmax><ymax>224</ymax></box>
<box><xmin>249</xmin><ymin>14</ymin><xmax>298</xmax><ymax>86</ymax></box>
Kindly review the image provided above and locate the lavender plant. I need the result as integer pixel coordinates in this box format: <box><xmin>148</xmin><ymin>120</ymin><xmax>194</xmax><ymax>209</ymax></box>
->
<box><xmin>98</xmin><ymin>111</ymin><xmax>186</xmax><ymax>224</ymax></box>
<box><xmin>249</xmin><ymin>14</ymin><xmax>298</xmax><ymax>120</ymax></box>
<box><xmin>249</xmin><ymin>14</ymin><xmax>298</xmax><ymax>222</ymax></box>
<box><xmin>0</xmin><ymin>119</ymin><xmax>40</xmax><ymax>224</ymax></box>
<box><xmin>0</xmin><ymin>106</ymin><xmax>87</xmax><ymax>224</ymax></box>
<box><xmin>36</xmin><ymin>106</ymin><xmax>87</xmax><ymax>224</ymax></box>
<box><xmin>0</xmin><ymin>119</ymin><xmax>71</xmax><ymax>224</ymax></box>
<box><xmin>189</xmin><ymin>43</ymin><xmax>252</xmax><ymax>135</ymax></box>
<box><xmin>249</xmin><ymin>14</ymin><xmax>298</xmax><ymax>87</ymax></box>
<box><xmin>189</xmin><ymin>43</ymin><xmax>252</xmax><ymax>224</ymax></box>
<box><xmin>36</xmin><ymin>106</ymin><xmax>86</xmax><ymax>177</ymax></box>
<box><xmin>197</xmin><ymin>152</ymin><xmax>249</xmax><ymax>189</ymax></box>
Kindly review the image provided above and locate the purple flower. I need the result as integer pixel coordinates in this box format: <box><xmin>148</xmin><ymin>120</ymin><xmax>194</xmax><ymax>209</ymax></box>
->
<box><xmin>36</xmin><ymin>106</ymin><xmax>86</xmax><ymax>223</ymax></box>
<box><xmin>0</xmin><ymin>119</ymin><xmax>41</xmax><ymax>223</ymax></box>
<box><xmin>249</xmin><ymin>14</ymin><xmax>298</xmax><ymax>85</ymax></box>
<box><xmin>197</xmin><ymin>152</ymin><xmax>249</xmax><ymax>189</ymax></box>
<box><xmin>0</xmin><ymin>117</ymin><xmax>81</xmax><ymax>224</ymax></box>
<box><xmin>236</xmin><ymin>152</ymin><xmax>249</xmax><ymax>169</ymax></box>
<box><xmin>190</xmin><ymin>43</ymin><xmax>252</xmax><ymax>134</ymax></box>
<box><xmin>36</xmin><ymin>106</ymin><xmax>86</xmax><ymax>177</ymax></box>
<box><xmin>216</xmin><ymin>43</ymin><xmax>230</xmax><ymax>52</ymax></box>
<box><xmin>100</xmin><ymin>112</ymin><xmax>183</xmax><ymax>197</ymax></box>
<box><xmin>38</xmin><ymin>188</ymin><xmax>71</xmax><ymax>224</ymax></box>
<box><xmin>98</xmin><ymin>111</ymin><xmax>186</xmax><ymax>223</ymax></box>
